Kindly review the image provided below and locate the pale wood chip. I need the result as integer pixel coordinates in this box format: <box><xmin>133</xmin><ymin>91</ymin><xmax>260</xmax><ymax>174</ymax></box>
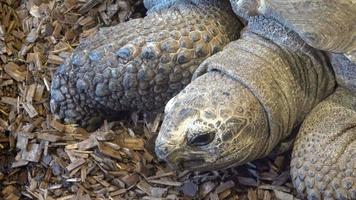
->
<box><xmin>19</xmin><ymin>43</ymin><xmax>34</xmax><ymax>57</ymax></box>
<box><xmin>80</xmin><ymin>26</ymin><xmax>98</xmax><ymax>38</ymax></box>
<box><xmin>147</xmin><ymin>172</ymin><xmax>176</xmax><ymax>180</ymax></box>
<box><xmin>29</xmin><ymin>5</ymin><xmax>41</xmax><ymax>18</ymax></box>
<box><xmin>247</xmin><ymin>189</ymin><xmax>257</xmax><ymax>200</ymax></box>
<box><xmin>0</xmin><ymin>79</ymin><xmax>14</xmax><ymax>87</ymax></box>
<box><xmin>218</xmin><ymin>189</ymin><xmax>231</xmax><ymax>200</ymax></box>
<box><xmin>136</xmin><ymin>180</ymin><xmax>153</xmax><ymax>195</ymax></box>
<box><xmin>43</xmin><ymin>76</ymin><xmax>51</xmax><ymax>91</ymax></box>
<box><xmin>92</xmin><ymin>176</ymin><xmax>111</xmax><ymax>187</ymax></box>
<box><xmin>94</xmin><ymin>130</ymin><xmax>115</xmax><ymax>141</ymax></box>
<box><xmin>150</xmin><ymin>113</ymin><xmax>162</xmax><ymax>133</ymax></box>
<box><xmin>98</xmin><ymin>142</ymin><xmax>122</xmax><ymax>160</ymax></box>
<box><xmin>151</xmin><ymin>187</ymin><xmax>168</xmax><ymax>198</ymax></box>
<box><xmin>48</xmin><ymin>54</ymin><xmax>64</xmax><ymax>65</ymax></box>
<box><xmin>263</xmin><ymin>190</ymin><xmax>272</xmax><ymax>200</ymax></box>
<box><xmin>11</xmin><ymin>160</ymin><xmax>29</xmax><ymax>168</ymax></box>
<box><xmin>147</xmin><ymin>179</ymin><xmax>182</xmax><ymax>187</ymax></box>
<box><xmin>56</xmin><ymin>195</ymin><xmax>76</xmax><ymax>200</ymax></box>
<box><xmin>209</xmin><ymin>192</ymin><xmax>219</xmax><ymax>200</ymax></box>
<box><xmin>26</xmin><ymin>84</ymin><xmax>36</xmax><ymax>103</ymax></box>
<box><xmin>66</xmin><ymin>137</ymin><xmax>97</xmax><ymax>150</ymax></box>
<box><xmin>37</xmin><ymin>132</ymin><xmax>62</xmax><ymax>142</ymax></box>
<box><xmin>1</xmin><ymin>97</ymin><xmax>17</xmax><ymax>106</ymax></box>
<box><xmin>79</xmin><ymin>0</ymin><xmax>104</xmax><ymax>14</ymax></box>
<box><xmin>34</xmin><ymin>84</ymin><xmax>45</xmax><ymax>101</ymax></box>
<box><xmin>23</xmin><ymin>102</ymin><xmax>38</xmax><ymax>118</ymax></box>
<box><xmin>80</xmin><ymin>165</ymin><xmax>87</xmax><ymax>182</ymax></box>
<box><xmin>109</xmin><ymin>188</ymin><xmax>127</xmax><ymax>196</ymax></box>
<box><xmin>26</xmin><ymin>28</ymin><xmax>38</xmax><ymax>43</ymax></box>
<box><xmin>64</xmin><ymin>125</ymin><xmax>88</xmax><ymax>135</ymax></box>
<box><xmin>52</xmin><ymin>21</ymin><xmax>62</xmax><ymax>38</ymax></box>
<box><xmin>4</xmin><ymin>62</ymin><xmax>27</xmax><ymax>82</ymax></box>
<box><xmin>50</xmin><ymin>119</ymin><xmax>65</xmax><ymax>132</ymax></box>
<box><xmin>65</xmin><ymin>148</ymin><xmax>78</xmax><ymax>162</ymax></box>
<box><xmin>66</xmin><ymin>158</ymin><xmax>86</xmax><ymax>172</ymax></box>
<box><xmin>78</xmin><ymin>16</ymin><xmax>96</xmax><ymax>27</ymax></box>
<box><xmin>2</xmin><ymin>185</ymin><xmax>17</xmax><ymax>196</ymax></box>
<box><xmin>27</xmin><ymin>52</ymin><xmax>42</xmax><ymax>70</ymax></box>
<box><xmin>116</xmin><ymin>136</ymin><xmax>145</xmax><ymax>150</ymax></box>
<box><xmin>20</xmin><ymin>143</ymin><xmax>42</xmax><ymax>162</ymax></box>
<box><xmin>16</xmin><ymin>134</ymin><xmax>29</xmax><ymax>149</ymax></box>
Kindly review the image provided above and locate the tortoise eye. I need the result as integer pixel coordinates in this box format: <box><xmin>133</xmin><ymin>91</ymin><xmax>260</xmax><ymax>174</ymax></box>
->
<box><xmin>188</xmin><ymin>132</ymin><xmax>215</xmax><ymax>147</ymax></box>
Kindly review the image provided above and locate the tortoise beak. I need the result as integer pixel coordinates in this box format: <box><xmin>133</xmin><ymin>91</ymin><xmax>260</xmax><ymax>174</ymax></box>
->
<box><xmin>156</xmin><ymin>143</ymin><xmax>218</xmax><ymax>170</ymax></box>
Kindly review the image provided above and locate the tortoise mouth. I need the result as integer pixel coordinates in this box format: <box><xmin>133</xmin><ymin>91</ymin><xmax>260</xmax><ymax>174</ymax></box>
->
<box><xmin>163</xmin><ymin>149</ymin><xmax>210</xmax><ymax>170</ymax></box>
<box><xmin>178</xmin><ymin>158</ymin><xmax>206</xmax><ymax>170</ymax></box>
<box><xmin>175</xmin><ymin>156</ymin><xmax>244</xmax><ymax>171</ymax></box>
<box><xmin>173</xmin><ymin>157</ymin><xmax>239</xmax><ymax>171</ymax></box>
<box><xmin>156</xmin><ymin>142</ymin><xmax>221</xmax><ymax>170</ymax></box>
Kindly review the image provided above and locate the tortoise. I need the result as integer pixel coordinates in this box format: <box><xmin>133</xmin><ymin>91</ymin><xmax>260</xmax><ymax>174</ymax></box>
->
<box><xmin>50</xmin><ymin>0</ymin><xmax>356</xmax><ymax>199</ymax></box>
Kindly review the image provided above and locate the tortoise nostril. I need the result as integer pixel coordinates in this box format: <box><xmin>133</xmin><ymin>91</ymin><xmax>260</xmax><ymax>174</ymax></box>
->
<box><xmin>188</xmin><ymin>132</ymin><xmax>215</xmax><ymax>147</ymax></box>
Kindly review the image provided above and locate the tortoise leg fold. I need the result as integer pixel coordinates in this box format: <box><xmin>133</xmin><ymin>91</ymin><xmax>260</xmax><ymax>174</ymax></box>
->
<box><xmin>291</xmin><ymin>88</ymin><xmax>356</xmax><ymax>200</ymax></box>
<box><xmin>50</xmin><ymin>0</ymin><xmax>241</xmax><ymax>130</ymax></box>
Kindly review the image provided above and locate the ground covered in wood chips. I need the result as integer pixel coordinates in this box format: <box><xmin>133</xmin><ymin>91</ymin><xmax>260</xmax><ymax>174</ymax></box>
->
<box><xmin>0</xmin><ymin>0</ymin><xmax>300</xmax><ymax>199</ymax></box>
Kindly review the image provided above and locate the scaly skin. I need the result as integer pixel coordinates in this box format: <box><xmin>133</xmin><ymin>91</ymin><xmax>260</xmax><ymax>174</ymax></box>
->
<box><xmin>50</xmin><ymin>0</ymin><xmax>241</xmax><ymax>130</ymax></box>
<box><xmin>155</xmin><ymin>25</ymin><xmax>335</xmax><ymax>170</ymax></box>
<box><xmin>291</xmin><ymin>88</ymin><xmax>356</xmax><ymax>200</ymax></box>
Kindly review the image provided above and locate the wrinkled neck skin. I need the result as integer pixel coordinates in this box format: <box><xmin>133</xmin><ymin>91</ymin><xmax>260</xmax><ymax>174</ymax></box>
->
<box><xmin>144</xmin><ymin>0</ymin><xmax>231</xmax><ymax>14</ymax></box>
<box><xmin>156</xmin><ymin>71</ymin><xmax>270</xmax><ymax>170</ymax></box>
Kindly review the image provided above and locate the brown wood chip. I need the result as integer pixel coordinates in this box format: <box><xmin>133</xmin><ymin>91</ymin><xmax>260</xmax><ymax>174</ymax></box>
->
<box><xmin>4</xmin><ymin>62</ymin><xmax>26</xmax><ymax>82</ymax></box>
<box><xmin>98</xmin><ymin>142</ymin><xmax>122</xmax><ymax>160</ymax></box>
<box><xmin>66</xmin><ymin>158</ymin><xmax>86</xmax><ymax>172</ymax></box>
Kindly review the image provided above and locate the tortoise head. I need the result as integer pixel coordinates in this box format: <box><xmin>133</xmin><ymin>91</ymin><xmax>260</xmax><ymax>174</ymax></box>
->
<box><xmin>155</xmin><ymin>72</ymin><xmax>270</xmax><ymax>170</ymax></box>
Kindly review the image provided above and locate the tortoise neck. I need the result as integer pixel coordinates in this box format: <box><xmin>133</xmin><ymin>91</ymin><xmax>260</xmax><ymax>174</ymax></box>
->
<box><xmin>245</xmin><ymin>15</ymin><xmax>307</xmax><ymax>52</ymax></box>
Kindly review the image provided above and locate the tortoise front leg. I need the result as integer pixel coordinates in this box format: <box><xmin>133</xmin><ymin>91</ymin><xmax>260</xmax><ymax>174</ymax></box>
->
<box><xmin>50</xmin><ymin>0</ymin><xmax>241</xmax><ymax>130</ymax></box>
<box><xmin>291</xmin><ymin>88</ymin><xmax>356</xmax><ymax>200</ymax></box>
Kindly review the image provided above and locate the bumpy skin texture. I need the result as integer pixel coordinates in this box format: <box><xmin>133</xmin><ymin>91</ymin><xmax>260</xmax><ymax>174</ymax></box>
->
<box><xmin>230</xmin><ymin>0</ymin><xmax>356</xmax><ymax>62</ymax></box>
<box><xmin>155</xmin><ymin>20</ymin><xmax>336</xmax><ymax>170</ymax></box>
<box><xmin>291</xmin><ymin>88</ymin><xmax>356</xmax><ymax>200</ymax></box>
<box><xmin>50</xmin><ymin>0</ymin><xmax>241</xmax><ymax>130</ymax></box>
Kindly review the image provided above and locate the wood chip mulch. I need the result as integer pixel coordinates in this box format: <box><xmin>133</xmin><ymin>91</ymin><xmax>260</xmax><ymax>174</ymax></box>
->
<box><xmin>0</xmin><ymin>0</ymin><xmax>300</xmax><ymax>199</ymax></box>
